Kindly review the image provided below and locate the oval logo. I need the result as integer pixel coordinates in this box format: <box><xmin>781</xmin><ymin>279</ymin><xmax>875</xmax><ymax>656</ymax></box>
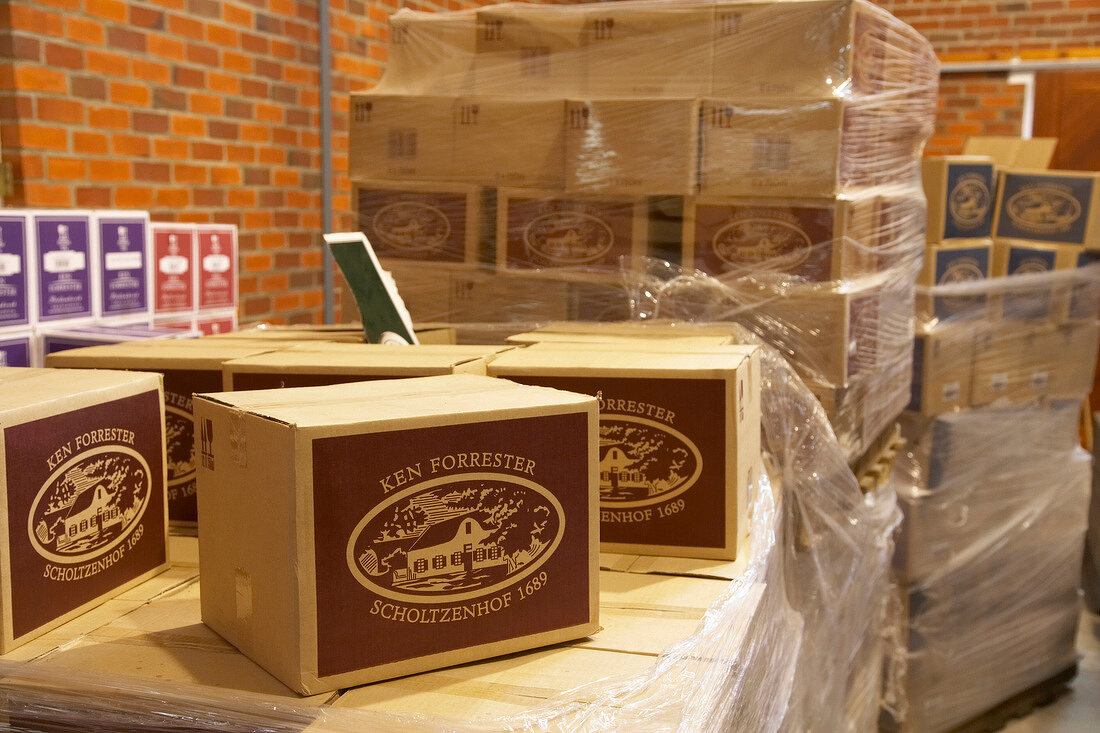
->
<box><xmin>1007</xmin><ymin>187</ymin><xmax>1082</xmax><ymax>234</ymax></box>
<box><xmin>599</xmin><ymin>415</ymin><xmax>702</xmax><ymax>509</ymax></box>
<box><xmin>711</xmin><ymin>217</ymin><xmax>812</xmax><ymax>271</ymax></box>
<box><xmin>523</xmin><ymin>212</ymin><xmax>614</xmax><ymax>265</ymax></box>
<box><xmin>28</xmin><ymin>446</ymin><xmax>151</xmax><ymax>563</ymax></box>
<box><xmin>939</xmin><ymin>258</ymin><xmax>985</xmax><ymax>286</ymax></box>
<box><xmin>346</xmin><ymin>473</ymin><xmax>564</xmax><ymax>604</ymax></box>
<box><xmin>1014</xmin><ymin>256</ymin><xmax>1051</xmax><ymax>276</ymax></box>
<box><xmin>371</xmin><ymin>202</ymin><xmax>451</xmax><ymax>252</ymax></box>
<box><xmin>948</xmin><ymin>174</ymin><xmax>991</xmax><ymax>229</ymax></box>
<box><xmin>165</xmin><ymin>405</ymin><xmax>195</xmax><ymax>487</ymax></box>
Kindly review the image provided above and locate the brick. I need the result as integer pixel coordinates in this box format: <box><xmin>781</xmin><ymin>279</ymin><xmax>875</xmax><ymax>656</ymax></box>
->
<box><xmin>73</xmin><ymin>131</ymin><xmax>109</xmax><ymax>154</ymax></box>
<box><xmin>226</xmin><ymin>99</ymin><xmax>254</xmax><ymax>119</ymax></box>
<box><xmin>208</xmin><ymin>120</ymin><xmax>239</xmax><ymax>140</ymax></box>
<box><xmin>88</xmin><ymin>159</ymin><xmax>130</xmax><ymax>182</ymax></box>
<box><xmin>153</xmin><ymin>138</ymin><xmax>189</xmax><ymax>159</ymax></box>
<box><xmin>85</xmin><ymin>0</ymin><xmax>127</xmax><ymax>23</ymax></box>
<box><xmin>210</xmin><ymin>165</ymin><xmax>242</xmax><ymax>185</ymax></box>
<box><xmin>107</xmin><ymin>27</ymin><xmax>147</xmax><ymax>53</ymax></box>
<box><xmin>24</xmin><ymin>183</ymin><xmax>72</xmax><ymax>207</ymax></box>
<box><xmin>18</xmin><ymin>124</ymin><xmax>68</xmax><ymax>151</ymax></box>
<box><xmin>255</xmin><ymin>13</ymin><xmax>284</xmax><ymax>34</ymax></box>
<box><xmin>240</xmin><ymin>33</ymin><xmax>269</xmax><ymax>55</ymax></box>
<box><xmin>173</xmin><ymin>66</ymin><xmax>205</xmax><ymax>88</ymax></box>
<box><xmin>86</xmin><ymin>49</ymin><xmax>130</xmax><ymax>77</ymax></box>
<box><xmin>208</xmin><ymin>72</ymin><xmax>239</xmax><ymax>95</ymax></box>
<box><xmin>259</xmin><ymin>190</ymin><xmax>285</xmax><ymax>208</ymax></box>
<box><xmin>186</xmin><ymin>41</ymin><xmax>219</xmax><ymax>66</ymax></box>
<box><xmin>66</xmin><ymin>17</ymin><xmax>104</xmax><ymax>45</ymax></box>
<box><xmin>149</xmin><ymin>36</ymin><xmax>185</xmax><ymax>61</ymax></box>
<box><xmin>189</xmin><ymin>93</ymin><xmax>222</xmax><ymax>116</ymax></box>
<box><xmin>130</xmin><ymin>5</ymin><xmax>165</xmax><ymax>28</ymax></box>
<box><xmin>223</xmin><ymin>4</ymin><xmax>253</xmax><ymax>26</ymax></box>
<box><xmin>244</xmin><ymin>253</ymin><xmax>273</xmax><ymax>273</ymax></box>
<box><xmin>112</xmin><ymin>133</ymin><xmax>151</xmax><ymax>157</ymax></box>
<box><xmin>243</xmin><ymin>167</ymin><xmax>270</xmax><ymax>186</ymax></box>
<box><xmin>286</xmin><ymin>149</ymin><xmax>310</xmax><ymax>167</ymax></box>
<box><xmin>156</xmin><ymin>188</ymin><xmax>190</xmax><ymax>207</ymax></box>
<box><xmin>238</xmin><ymin>276</ymin><xmax>259</xmax><ymax>296</ymax></box>
<box><xmin>301</xmin><ymin>249</ymin><xmax>323</xmax><ymax>268</ymax></box>
<box><xmin>168</xmin><ymin>14</ymin><xmax>205</xmax><ymax>40</ymax></box>
<box><xmin>242</xmin><ymin>211</ymin><xmax>272</xmax><ymax>229</ymax></box>
<box><xmin>260</xmin><ymin>232</ymin><xmax>287</xmax><ymax>249</ymax></box>
<box><xmin>240</xmin><ymin>124</ymin><xmax>268</xmax><ymax>142</ymax></box>
<box><xmin>14</xmin><ymin>67</ymin><xmax>68</xmax><ymax>93</ymax></box>
<box><xmin>255</xmin><ymin>103</ymin><xmax>283</xmax><ymax>123</ymax></box>
<box><xmin>273</xmin><ymin>292</ymin><xmax>302</xmax><ymax>312</ymax></box>
<box><xmin>153</xmin><ymin>87</ymin><xmax>187</xmax><ymax>111</ymax></box>
<box><xmin>132</xmin><ymin>59</ymin><xmax>172</xmax><ymax>84</ymax></box>
<box><xmin>133</xmin><ymin>110</ymin><xmax>169</xmax><ymax>134</ymax></box>
<box><xmin>242</xmin><ymin>296</ymin><xmax>272</xmax><ymax>318</ymax></box>
<box><xmin>76</xmin><ymin>186</ymin><xmax>112</xmax><ymax>207</ymax></box>
<box><xmin>222</xmin><ymin>51</ymin><xmax>253</xmax><ymax>74</ymax></box>
<box><xmin>173</xmin><ymin>163</ymin><xmax>207</xmax><ymax>184</ymax></box>
<box><xmin>273</xmin><ymin>211</ymin><xmax>298</xmax><ymax>228</ymax></box>
<box><xmin>110</xmin><ymin>82</ymin><xmax>151</xmax><ymax>107</ymax></box>
<box><xmin>207</xmin><ymin>23</ymin><xmax>238</xmax><ymax>47</ymax></box>
<box><xmin>983</xmin><ymin>95</ymin><xmax>1021</xmax><ymax>107</ymax></box>
<box><xmin>0</xmin><ymin>95</ymin><xmax>34</xmax><ymax>120</ymax></box>
<box><xmin>270</xmin><ymin>84</ymin><xmax>297</xmax><ymax>105</ymax></box>
<box><xmin>193</xmin><ymin>187</ymin><xmax>224</xmax><ymax>207</ymax></box>
<box><xmin>254</xmin><ymin>58</ymin><xmax>282</xmax><ymax>80</ymax></box>
<box><xmin>192</xmin><ymin>142</ymin><xmax>224</xmax><ymax>161</ymax></box>
<box><xmin>226</xmin><ymin>145</ymin><xmax>256</xmax><ymax>163</ymax></box>
<box><xmin>3</xmin><ymin>34</ymin><xmax>41</xmax><ymax>62</ymax></box>
<box><xmin>134</xmin><ymin>161</ymin><xmax>171</xmax><ymax>182</ymax></box>
<box><xmin>38</xmin><ymin>98</ymin><xmax>84</xmax><ymax>124</ymax></box>
<box><xmin>228</xmin><ymin>189</ymin><xmax>257</xmax><ymax>208</ymax></box>
<box><xmin>286</xmin><ymin>108</ymin><xmax>310</xmax><ymax>127</ymax></box>
<box><xmin>261</xmin><ymin>273</ymin><xmax>289</xmax><ymax>292</ymax></box>
<box><xmin>171</xmin><ymin>114</ymin><xmax>204</xmax><ymax>137</ymax></box>
<box><xmin>114</xmin><ymin>187</ymin><xmax>154</xmax><ymax>208</ymax></box>
<box><xmin>271</xmin><ymin>39</ymin><xmax>296</xmax><ymax>60</ymax></box>
<box><xmin>187</xmin><ymin>0</ymin><xmax>220</xmax><ymax>18</ymax></box>
<box><xmin>258</xmin><ymin>147</ymin><xmax>283</xmax><ymax>165</ymax></box>
<box><xmin>44</xmin><ymin>42</ymin><xmax>83</xmax><ymax>69</ymax></box>
<box><xmin>272</xmin><ymin>128</ymin><xmax>297</xmax><ymax>146</ymax></box>
<box><xmin>47</xmin><ymin>157</ymin><xmax>86</xmax><ymax>181</ymax></box>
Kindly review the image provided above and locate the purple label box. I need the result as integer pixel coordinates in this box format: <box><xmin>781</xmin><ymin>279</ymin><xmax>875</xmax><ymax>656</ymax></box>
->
<box><xmin>0</xmin><ymin>336</ymin><xmax>32</xmax><ymax>367</ymax></box>
<box><xmin>0</xmin><ymin>215</ymin><xmax>30</xmax><ymax>327</ymax></box>
<box><xmin>36</xmin><ymin>214</ymin><xmax>93</xmax><ymax>321</ymax></box>
<box><xmin>98</xmin><ymin>215</ymin><xmax>150</xmax><ymax>317</ymax></box>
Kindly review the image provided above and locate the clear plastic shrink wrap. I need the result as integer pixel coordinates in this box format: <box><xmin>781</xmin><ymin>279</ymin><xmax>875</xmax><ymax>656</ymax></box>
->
<box><xmin>0</xmin><ymin>1</ymin><xmax>932</xmax><ymax>729</ymax></box>
<box><xmin>886</xmin><ymin>267</ymin><xmax>1100</xmax><ymax>732</ymax></box>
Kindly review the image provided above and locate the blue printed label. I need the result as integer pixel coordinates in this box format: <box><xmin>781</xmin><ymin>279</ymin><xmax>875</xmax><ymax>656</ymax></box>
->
<box><xmin>36</xmin><ymin>215</ymin><xmax>92</xmax><ymax>320</ymax></box>
<box><xmin>995</xmin><ymin>173</ymin><xmax>1094</xmax><ymax>245</ymax></box>
<box><xmin>1004</xmin><ymin>247</ymin><xmax>1055</xmax><ymax>320</ymax></box>
<box><xmin>98</xmin><ymin>217</ymin><xmax>149</xmax><ymax>316</ymax></box>
<box><xmin>934</xmin><ymin>247</ymin><xmax>989</xmax><ymax>321</ymax></box>
<box><xmin>0</xmin><ymin>216</ymin><xmax>30</xmax><ymax>327</ymax></box>
<box><xmin>944</xmin><ymin>163</ymin><xmax>995</xmax><ymax>239</ymax></box>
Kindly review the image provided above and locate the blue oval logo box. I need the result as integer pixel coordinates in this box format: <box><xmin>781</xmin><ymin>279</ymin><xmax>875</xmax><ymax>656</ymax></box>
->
<box><xmin>29</xmin><ymin>446</ymin><xmax>151</xmax><ymax>564</ymax></box>
<box><xmin>524</xmin><ymin>212</ymin><xmax>614</xmax><ymax>265</ymax></box>
<box><xmin>1007</xmin><ymin>187</ymin><xmax>1082</xmax><ymax>234</ymax></box>
<box><xmin>347</xmin><ymin>473</ymin><xmax>564</xmax><ymax>604</ymax></box>
<box><xmin>599</xmin><ymin>415</ymin><xmax>703</xmax><ymax>509</ymax></box>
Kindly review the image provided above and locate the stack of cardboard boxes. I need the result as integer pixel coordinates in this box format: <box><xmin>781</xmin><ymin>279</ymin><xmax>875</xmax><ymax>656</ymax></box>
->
<box><xmin>0</xmin><ymin>209</ymin><xmax>239</xmax><ymax>367</ymax></box>
<box><xmin>346</xmin><ymin>0</ymin><xmax>938</xmax><ymax>462</ymax></box>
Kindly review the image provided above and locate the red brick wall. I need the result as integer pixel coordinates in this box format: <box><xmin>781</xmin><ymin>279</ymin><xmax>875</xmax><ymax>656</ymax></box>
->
<box><xmin>0</xmin><ymin>0</ymin><xmax>497</xmax><ymax>325</ymax></box>
<box><xmin>876</xmin><ymin>0</ymin><xmax>1100</xmax><ymax>61</ymax></box>
<box><xmin>926</xmin><ymin>72</ymin><xmax>1027</xmax><ymax>156</ymax></box>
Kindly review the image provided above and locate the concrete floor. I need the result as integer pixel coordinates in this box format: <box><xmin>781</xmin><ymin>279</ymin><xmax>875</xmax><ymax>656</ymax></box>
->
<box><xmin>1002</xmin><ymin>607</ymin><xmax>1100</xmax><ymax>732</ymax></box>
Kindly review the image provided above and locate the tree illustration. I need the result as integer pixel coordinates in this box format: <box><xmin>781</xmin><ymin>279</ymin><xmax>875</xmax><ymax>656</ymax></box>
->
<box><xmin>381</xmin><ymin>547</ymin><xmax>407</xmax><ymax>574</ymax></box>
<box><xmin>378</xmin><ymin>502</ymin><xmax>428</xmax><ymax>541</ymax></box>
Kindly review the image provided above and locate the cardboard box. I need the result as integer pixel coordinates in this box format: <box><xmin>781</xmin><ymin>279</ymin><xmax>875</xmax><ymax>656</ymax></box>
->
<box><xmin>487</xmin><ymin>345</ymin><xmax>760</xmax><ymax>560</ymax></box>
<box><xmin>387</xmin><ymin>11</ymin><xmax>477</xmax><ymax>95</ymax></box>
<box><xmin>45</xmin><ymin>340</ymin><xmax>286</xmax><ymax>525</ymax></box>
<box><xmin>473</xmin><ymin>5</ymin><xmax>586</xmax><ymax>96</ymax></box>
<box><xmin>566</xmin><ymin>99</ymin><xmax>699</xmax><ymax>196</ymax></box>
<box><xmin>34</xmin><ymin>211</ymin><xmax>95</xmax><ymax>323</ymax></box>
<box><xmin>711</xmin><ymin>1</ymin><xmax>930</xmax><ymax>98</ymax></box>
<box><xmin>222</xmin><ymin>344</ymin><xmax>512</xmax><ymax>391</ymax></box>
<box><xmin>1065</xmin><ymin>249</ymin><xmax>1100</xmax><ymax>322</ymax></box>
<box><xmin>917</xmin><ymin>241</ymin><xmax>993</xmax><ymax>322</ymax></box>
<box><xmin>453</xmin><ymin>99</ymin><xmax>566</xmax><ymax>189</ymax></box>
<box><xmin>583</xmin><ymin>4</ymin><xmax>713</xmax><ymax>97</ymax></box>
<box><xmin>354</xmin><ymin>181</ymin><xmax>479</xmax><ymax>266</ymax></box>
<box><xmin>507</xmin><ymin>321</ymin><xmax>741</xmax><ymax>343</ymax></box>
<box><xmin>496</xmin><ymin>189</ymin><xmax>646</xmax><ymax>277</ymax></box>
<box><xmin>0</xmin><ymin>332</ymin><xmax>34</xmax><ymax>367</ymax></box>
<box><xmin>195</xmin><ymin>224</ymin><xmax>237</xmax><ymax>312</ymax></box>
<box><xmin>909</xmin><ymin>326</ymin><xmax>974</xmax><ymax>416</ymax></box>
<box><xmin>0</xmin><ymin>212</ymin><xmax>33</xmax><ymax>329</ymax></box>
<box><xmin>970</xmin><ymin>323</ymin><xmax>1057</xmax><ymax>407</ymax></box>
<box><xmin>348</xmin><ymin>94</ymin><xmax>455</xmax><ymax>182</ymax></box>
<box><xmin>0</xmin><ymin>367</ymin><xmax>168</xmax><ymax>652</ymax></box>
<box><xmin>151</xmin><ymin>223</ymin><xmax>195</xmax><ymax>316</ymax></box>
<box><xmin>37</xmin><ymin>324</ymin><xmax>184</xmax><ymax>361</ymax></box>
<box><xmin>991</xmin><ymin>240</ymin><xmax>1072</xmax><ymax>321</ymax></box>
<box><xmin>196</xmin><ymin>311</ymin><xmax>237</xmax><ymax>336</ymax></box>
<box><xmin>195</xmin><ymin>374</ymin><xmax>599</xmax><ymax>694</ymax></box>
<box><xmin>95</xmin><ymin>211</ymin><xmax>151</xmax><ymax>321</ymax></box>
<box><xmin>682</xmin><ymin>194</ymin><xmax>878</xmax><ymax>280</ymax></box>
<box><xmin>1048</xmin><ymin>321</ymin><xmax>1099</xmax><ymax>399</ymax></box>
<box><xmin>993</xmin><ymin>169</ymin><xmax>1100</xmax><ymax>246</ymax></box>
<box><xmin>922</xmin><ymin>156</ymin><xmax>996</xmax><ymax>242</ymax></box>
<box><xmin>963</xmin><ymin>136</ymin><xmax>1058</xmax><ymax>170</ymax></box>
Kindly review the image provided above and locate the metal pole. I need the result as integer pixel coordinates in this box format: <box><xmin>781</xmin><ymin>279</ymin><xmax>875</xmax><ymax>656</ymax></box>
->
<box><xmin>319</xmin><ymin>0</ymin><xmax>335</xmax><ymax>324</ymax></box>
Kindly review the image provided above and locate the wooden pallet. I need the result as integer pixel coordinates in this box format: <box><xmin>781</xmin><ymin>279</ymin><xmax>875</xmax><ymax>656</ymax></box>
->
<box><xmin>950</xmin><ymin>663</ymin><xmax>1077</xmax><ymax>733</ymax></box>
<box><xmin>855</xmin><ymin>422</ymin><xmax>905</xmax><ymax>494</ymax></box>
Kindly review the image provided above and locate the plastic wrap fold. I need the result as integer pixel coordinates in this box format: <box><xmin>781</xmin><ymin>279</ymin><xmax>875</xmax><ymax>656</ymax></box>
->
<box><xmin>0</xmin><ymin>331</ymin><xmax>900</xmax><ymax>732</ymax></box>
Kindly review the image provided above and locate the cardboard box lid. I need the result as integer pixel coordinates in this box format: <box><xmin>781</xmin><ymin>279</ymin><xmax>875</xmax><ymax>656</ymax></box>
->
<box><xmin>963</xmin><ymin>136</ymin><xmax>1058</xmax><ymax>169</ymax></box>
<box><xmin>488</xmin><ymin>345</ymin><xmax>752</xmax><ymax>376</ymax></box>
<box><xmin>521</xmin><ymin>320</ymin><xmax>741</xmax><ymax>337</ymax></box>
<box><xmin>195</xmin><ymin>373</ymin><xmax>594</xmax><ymax>429</ymax></box>
<box><xmin>507</xmin><ymin>332</ymin><xmax>734</xmax><ymax>347</ymax></box>
<box><xmin>223</xmin><ymin>344</ymin><xmax>513</xmax><ymax>375</ymax></box>
<box><xmin>0</xmin><ymin>368</ymin><xmax>161</xmax><ymax>420</ymax></box>
<box><xmin>45</xmin><ymin>341</ymin><xmax>289</xmax><ymax>370</ymax></box>
<box><xmin>526</xmin><ymin>340</ymin><xmax>760</xmax><ymax>359</ymax></box>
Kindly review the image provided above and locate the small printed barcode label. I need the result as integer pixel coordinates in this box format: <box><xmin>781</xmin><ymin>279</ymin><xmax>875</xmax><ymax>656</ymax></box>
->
<box><xmin>388</xmin><ymin>129</ymin><xmax>417</xmax><ymax>159</ymax></box>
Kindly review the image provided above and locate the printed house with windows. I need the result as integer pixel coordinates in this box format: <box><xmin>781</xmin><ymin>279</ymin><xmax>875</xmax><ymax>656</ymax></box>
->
<box><xmin>396</xmin><ymin>514</ymin><xmax>507</xmax><ymax>582</ymax></box>
<box><xmin>53</xmin><ymin>483</ymin><xmax>126</xmax><ymax>551</ymax></box>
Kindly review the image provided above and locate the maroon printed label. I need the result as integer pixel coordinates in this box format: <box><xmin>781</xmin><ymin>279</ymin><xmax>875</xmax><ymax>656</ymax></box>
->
<box><xmin>509</xmin><ymin>376</ymin><xmax>726</xmax><ymax>549</ymax></box>
<box><xmin>312</xmin><ymin>412</ymin><xmax>590</xmax><ymax>678</ymax></box>
<box><xmin>357</xmin><ymin>187</ymin><xmax>468</xmax><ymax>263</ymax></box>
<box><xmin>230</xmin><ymin>372</ymin><xmax>387</xmax><ymax>392</ymax></box>
<box><xmin>505</xmin><ymin>196</ymin><xmax>635</xmax><ymax>271</ymax></box>
<box><xmin>153</xmin><ymin>227</ymin><xmax>195</xmax><ymax>313</ymax></box>
<box><xmin>162</xmin><ymin>369</ymin><xmax>222</xmax><ymax>523</ymax></box>
<box><xmin>693</xmin><ymin>203</ymin><xmax>835</xmax><ymax>280</ymax></box>
<box><xmin>197</xmin><ymin>228</ymin><xmax>236</xmax><ymax>309</ymax></box>
<box><xmin>5</xmin><ymin>391</ymin><xmax>166</xmax><ymax>639</ymax></box>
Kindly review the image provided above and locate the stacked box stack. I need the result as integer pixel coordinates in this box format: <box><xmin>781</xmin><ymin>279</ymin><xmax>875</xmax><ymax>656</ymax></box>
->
<box><xmin>345</xmin><ymin>0</ymin><xmax>938</xmax><ymax>464</ymax></box>
<box><xmin>889</xmin><ymin>269</ymin><xmax>1100</xmax><ymax>731</ymax></box>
